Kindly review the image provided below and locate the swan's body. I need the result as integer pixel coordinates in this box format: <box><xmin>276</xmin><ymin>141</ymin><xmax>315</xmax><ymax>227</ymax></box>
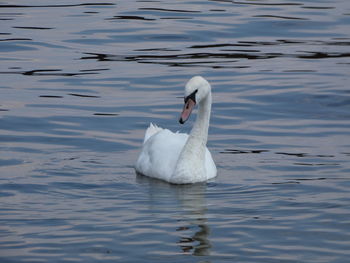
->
<box><xmin>135</xmin><ymin>76</ymin><xmax>217</xmax><ymax>184</ymax></box>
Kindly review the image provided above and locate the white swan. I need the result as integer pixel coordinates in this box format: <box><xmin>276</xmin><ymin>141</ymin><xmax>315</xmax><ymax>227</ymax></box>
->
<box><xmin>135</xmin><ymin>76</ymin><xmax>217</xmax><ymax>184</ymax></box>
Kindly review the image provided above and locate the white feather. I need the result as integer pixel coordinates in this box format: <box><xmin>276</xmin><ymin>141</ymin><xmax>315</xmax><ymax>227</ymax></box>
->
<box><xmin>135</xmin><ymin>76</ymin><xmax>217</xmax><ymax>184</ymax></box>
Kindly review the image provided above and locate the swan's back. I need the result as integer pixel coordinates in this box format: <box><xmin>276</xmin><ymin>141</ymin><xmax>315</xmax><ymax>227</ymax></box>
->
<box><xmin>136</xmin><ymin>126</ymin><xmax>188</xmax><ymax>182</ymax></box>
<box><xmin>142</xmin><ymin>123</ymin><xmax>163</xmax><ymax>143</ymax></box>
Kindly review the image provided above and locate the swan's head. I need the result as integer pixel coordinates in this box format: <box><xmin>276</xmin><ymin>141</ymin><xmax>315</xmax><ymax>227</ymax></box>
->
<box><xmin>179</xmin><ymin>76</ymin><xmax>211</xmax><ymax>124</ymax></box>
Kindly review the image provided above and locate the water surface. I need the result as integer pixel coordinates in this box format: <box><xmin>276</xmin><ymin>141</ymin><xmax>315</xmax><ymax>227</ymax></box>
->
<box><xmin>1</xmin><ymin>0</ymin><xmax>350</xmax><ymax>262</ymax></box>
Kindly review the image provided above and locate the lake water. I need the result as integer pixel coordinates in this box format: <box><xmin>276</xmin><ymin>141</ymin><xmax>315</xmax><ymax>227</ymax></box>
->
<box><xmin>1</xmin><ymin>0</ymin><xmax>350</xmax><ymax>262</ymax></box>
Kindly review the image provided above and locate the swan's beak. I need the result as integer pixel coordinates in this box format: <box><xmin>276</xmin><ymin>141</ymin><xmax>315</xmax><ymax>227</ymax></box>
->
<box><xmin>179</xmin><ymin>97</ymin><xmax>196</xmax><ymax>124</ymax></box>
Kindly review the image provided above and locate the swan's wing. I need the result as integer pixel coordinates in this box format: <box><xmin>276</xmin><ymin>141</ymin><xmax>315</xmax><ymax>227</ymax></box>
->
<box><xmin>143</xmin><ymin>123</ymin><xmax>163</xmax><ymax>143</ymax></box>
<box><xmin>136</xmin><ymin>129</ymin><xmax>188</xmax><ymax>181</ymax></box>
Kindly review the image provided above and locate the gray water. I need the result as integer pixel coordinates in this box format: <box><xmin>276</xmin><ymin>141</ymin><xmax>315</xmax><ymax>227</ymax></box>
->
<box><xmin>1</xmin><ymin>0</ymin><xmax>350</xmax><ymax>262</ymax></box>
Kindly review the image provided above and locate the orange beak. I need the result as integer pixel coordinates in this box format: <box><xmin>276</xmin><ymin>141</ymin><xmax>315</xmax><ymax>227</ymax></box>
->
<box><xmin>179</xmin><ymin>97</ymin><xmax>196</xmax><ymax>124</ymax></box>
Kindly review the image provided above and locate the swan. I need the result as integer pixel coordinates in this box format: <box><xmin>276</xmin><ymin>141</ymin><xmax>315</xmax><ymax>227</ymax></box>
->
<box><xmin>135</xmin><ymin>76</ymin><xmax>217</xmax><ymax>184</ymax></box>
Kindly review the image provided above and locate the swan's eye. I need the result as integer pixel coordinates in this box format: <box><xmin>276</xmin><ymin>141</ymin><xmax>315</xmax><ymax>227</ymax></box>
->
<box><xmin>184</xmin><ymin>89</ymin><xmax>198</xmax><ymax>104</ymax></box>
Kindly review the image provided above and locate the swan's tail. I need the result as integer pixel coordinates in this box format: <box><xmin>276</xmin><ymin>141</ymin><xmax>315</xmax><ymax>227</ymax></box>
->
<box><xmin>143</xmin><ymin>123</ymin><xmax>163</xmax><ymax>143</ymax></box>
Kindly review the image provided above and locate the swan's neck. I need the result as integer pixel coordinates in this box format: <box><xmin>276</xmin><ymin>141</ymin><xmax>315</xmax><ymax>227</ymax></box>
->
<box><xmin>172</xmin><ymin>93</ymin><xmax>211</xmax><ymax>182</ymax></box>
<box><xmin>188</xmin><ymin>93</ymin><xmax>211</xmax><ymax>148</ymax></box>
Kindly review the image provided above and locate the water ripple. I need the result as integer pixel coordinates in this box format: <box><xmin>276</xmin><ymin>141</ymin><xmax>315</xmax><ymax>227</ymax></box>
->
<box><xmin>0</xmin><ymin>0</ymin><xmax>349</xmax><ymax>262</ymax></box>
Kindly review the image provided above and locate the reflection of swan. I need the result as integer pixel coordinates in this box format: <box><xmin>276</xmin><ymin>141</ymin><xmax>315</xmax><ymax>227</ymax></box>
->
<box><xmin>135</xmin><ymin>76</ymin><xmax>217</xmax><ymax>184</ymax></box>
<box><xmin>178</xmin><ymin>223</ymin><xmax>210</xmax><ymax>256</ymax></box>
<box><xmin>136</xmin><ymin>176</ymin><xmax>211</xmax><ymax>256</ymax></box>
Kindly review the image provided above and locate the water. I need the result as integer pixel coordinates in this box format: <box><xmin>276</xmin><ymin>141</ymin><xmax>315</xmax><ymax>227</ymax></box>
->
<box><xmin>1</xmin><ymin>0</ymin><xmax>350</xmax><ymax>262</ymax></box>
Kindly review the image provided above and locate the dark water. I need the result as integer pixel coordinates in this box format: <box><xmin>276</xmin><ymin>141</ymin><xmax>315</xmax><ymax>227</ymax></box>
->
<box><xmin>1</xmin><ymin>0</ymin><xmax>350</xmax><ymax>262</ymax></box>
